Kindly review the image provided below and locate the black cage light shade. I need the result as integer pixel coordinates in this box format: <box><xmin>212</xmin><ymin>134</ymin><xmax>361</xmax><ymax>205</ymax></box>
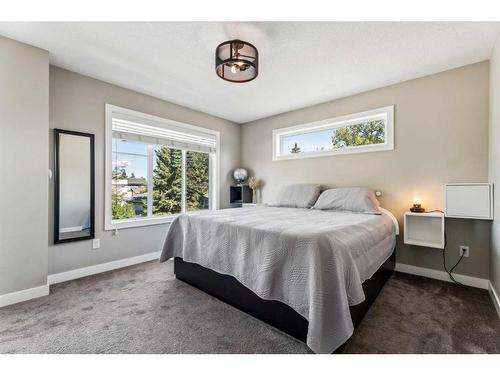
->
<box><xmin>215</xmin><ymin>40</ymin><xmax>258</xmax><ymax>83</ymax></box>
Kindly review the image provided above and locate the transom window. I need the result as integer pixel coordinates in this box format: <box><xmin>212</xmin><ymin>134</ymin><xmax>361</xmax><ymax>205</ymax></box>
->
<box><xmin>105</xmin><ymin>105</ymin><xmax>219</xmax><ymax>230</ymax></box>
<box><xmin>272</xmin><ymin>106</ymin><xmax>394</xmax><ymax>161</ymax></box>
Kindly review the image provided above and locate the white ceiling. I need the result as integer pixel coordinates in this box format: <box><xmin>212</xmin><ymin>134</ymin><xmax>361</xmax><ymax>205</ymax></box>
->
<box><xmin>0</xmin><ymin>22</ymin><xmax>499</xmax><ymax>123</ymax></box>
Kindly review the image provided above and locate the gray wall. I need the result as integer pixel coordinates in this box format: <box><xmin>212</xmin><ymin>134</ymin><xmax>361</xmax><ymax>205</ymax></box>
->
<box><xmin>0</xmin><ymin>36</ymin><xmax>49</xmax><ymax>294</ymax></box>
<box><xmin>49</xmin><ymin>66</ymin><xmax>240</xmax><ymax>275</ymax></box>
<box><xmin>1</xmin><ymin>38</ymin><xmax>493</xmax><ymax>287</ymax></box>
<box><xmin>489</xmin><ymin>35</ymin><xmax>500</xmax><ymax>294</ymax></box>
<box><xmin>242</xmin><ymin>62</ymin><xmax>491</xmax><ymax>279</ymax></box>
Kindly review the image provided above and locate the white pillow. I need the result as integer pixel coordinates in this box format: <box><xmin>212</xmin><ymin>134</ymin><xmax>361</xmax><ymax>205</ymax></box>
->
<box><xmin>273</xmin><ymin>184</ymin><xmax>322</xmax><ymax>208</ymax></box>
<box><xmin>313</xmin><ymin>187</ymin><xmax>381</xmax><ymax>214</ymax></box>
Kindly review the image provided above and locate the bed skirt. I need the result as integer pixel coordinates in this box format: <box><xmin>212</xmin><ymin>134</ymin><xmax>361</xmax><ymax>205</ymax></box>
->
<box><xmin>173</xmin><ymin>249</ymin><xmax>395</xmax><ymax>353</ymax></box>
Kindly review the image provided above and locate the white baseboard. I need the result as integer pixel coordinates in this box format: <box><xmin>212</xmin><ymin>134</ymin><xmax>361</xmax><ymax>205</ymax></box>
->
<box><xmin>48</xmin><ymin>251</ymin><xmax>162</xmax><ymax>285</ymax></box>
<box><xmin>488</xmin><ymin>282</ymin><xmax>500</xmax><ymax>318</ymax></box>
<box><xmin>395</xmin><ymin>262</ymin><xmax>489</xmax><ymax>289</ymax></box>
<box><xmin>1</xmin><ymin>252</ymin><xmax>162</xmax><ymax>307</ymax></box>
<box><xmin>0</xmin><ymin>283</ymin><xmax>49</xmax><ymax>308</ymax></box>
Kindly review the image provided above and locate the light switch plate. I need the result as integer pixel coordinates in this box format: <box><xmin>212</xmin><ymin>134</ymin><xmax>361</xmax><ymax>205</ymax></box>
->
<box><xmin>92</xmin><ymin>239</ymin><xmax>100</xmax><ymax>249</ymax></box>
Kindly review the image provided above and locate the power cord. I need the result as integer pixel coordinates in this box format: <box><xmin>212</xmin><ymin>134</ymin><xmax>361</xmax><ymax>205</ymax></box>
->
<box><xmin>442</xmin><ymin>231</ymin><xmax>468</xmax><ymax>289</ymax></box>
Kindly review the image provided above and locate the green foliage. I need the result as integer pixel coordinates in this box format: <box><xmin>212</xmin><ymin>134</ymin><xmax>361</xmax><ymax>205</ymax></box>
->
<box><xmin>112</xmin><ymin>146</ymin><xmax>210</xmax><ymax>219</ymax></box>
<box><xmin>111</xmin><ymin>189</ymin><xmax>135</xmax><ymax>219</ymax></box>
<box><xmin>331</xmin><ymin>120</ymin><xmax>385</xmax><ymax>149</ymax></box>
<box><xmin>152</xmin><ymin>147</ymin><xmax>182</xmax><ymax>215</ymax></box>
<box><xmin>113</xmin><ymin>168</ymin><xmax>127</xmax><ymax>179</ymax></box>
<box><xmin>290</xmin><ymin>142</ymin><xmax>301</xmax><ymax>153</ymax></box>
<box><xmin>186</xmin><ymin>151</ymin><xmax>209</xmax><ymax>210</ymax></box>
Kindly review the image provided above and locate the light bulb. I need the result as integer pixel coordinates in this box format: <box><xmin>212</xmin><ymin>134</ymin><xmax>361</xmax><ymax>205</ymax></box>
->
<box><xmin>230</xmin><ymin>65</ymin><xmax>237</xmax><ymax>74</ymax></box>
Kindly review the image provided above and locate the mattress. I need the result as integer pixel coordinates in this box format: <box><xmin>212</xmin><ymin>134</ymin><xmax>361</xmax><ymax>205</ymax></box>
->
<box><xmin>160</xmin><ymin>205</ymin><xmax>396</xmax><ymax>353</ymax></box>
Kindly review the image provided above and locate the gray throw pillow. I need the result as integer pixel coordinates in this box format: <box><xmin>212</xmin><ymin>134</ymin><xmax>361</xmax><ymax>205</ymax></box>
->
<box><xmin>313</xmin><ymin>187</ymin><xmax>381</xmax><ymax>214</ymax></box>
<box><xmin>274</xmin><ymin>184</ymin><xmax>322</xmax><ymax>208</ymax></box>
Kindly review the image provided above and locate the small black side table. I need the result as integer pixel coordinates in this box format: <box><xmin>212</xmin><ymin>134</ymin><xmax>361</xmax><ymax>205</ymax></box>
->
<box><xmin>230</xmin><ymin>185</ymin><xmax>253</xmax><ymax>208</ymax></box>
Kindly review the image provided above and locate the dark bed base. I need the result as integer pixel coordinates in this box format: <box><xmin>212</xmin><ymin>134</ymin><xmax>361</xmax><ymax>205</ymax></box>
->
<box><xmin>174</xmin><ymin>251</ymin><xmax>395</xmax><ymax>353</ymax></box>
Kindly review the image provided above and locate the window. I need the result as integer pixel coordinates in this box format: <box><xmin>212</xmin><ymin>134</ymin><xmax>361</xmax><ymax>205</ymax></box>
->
<box><xmin>112</xmin><ymin>139</ymin><xmax>148</xmax><ymax>219</ymax></box>
<box><xmin>105</xmin><ymin>105</ymin><xmax>219</xmax><ymax>230</ymax></box>
<box><xmin>186</xmin><ymin>151</ymin><xmax>210</xmax><ymax>211</ymax></box>
<box><xmin>152</xmin><ymin>146</ymin><xmax>183</xmax><ymax>216</ymax></box>
<box><xmin>272</xmin><ymin>106</ymin><xmax>394</xmax><ymax>161</ymax></box>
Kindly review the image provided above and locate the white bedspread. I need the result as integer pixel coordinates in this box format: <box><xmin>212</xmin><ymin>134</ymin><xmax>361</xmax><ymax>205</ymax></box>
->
<box><xmin>160</xmin><ymin>205</ymin><xmax>396</xmax><ymax>353</ymax></box>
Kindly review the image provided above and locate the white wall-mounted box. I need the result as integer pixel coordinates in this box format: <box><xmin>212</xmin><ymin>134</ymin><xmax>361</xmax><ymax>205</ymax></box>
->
<box><xmin>404</xmin><ymin>212</ymin><xmax>445</xmax><ymax>249</ymax></box>
<box><xmin>445</xmin><ymin>183</ymin><xmax>493</xmax><ymax>220</ymax></box>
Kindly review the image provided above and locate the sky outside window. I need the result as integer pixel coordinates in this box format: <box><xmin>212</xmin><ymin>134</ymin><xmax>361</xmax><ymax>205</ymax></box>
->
<box><xmin>112</xmin><ymin>139</ymin><xmax>148</xmax><ymax>179</ymax></box>
<box><xmin>282</xmin><ymin>129</ymin><xmax>333</xmax><ymax>154</ymax></box>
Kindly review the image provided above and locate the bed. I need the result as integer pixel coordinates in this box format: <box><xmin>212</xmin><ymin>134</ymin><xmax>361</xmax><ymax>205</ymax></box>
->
<box><xmin>160</xmin><ymin>200</ymin><xmax>398</xmax><ymax>354</ymax></box>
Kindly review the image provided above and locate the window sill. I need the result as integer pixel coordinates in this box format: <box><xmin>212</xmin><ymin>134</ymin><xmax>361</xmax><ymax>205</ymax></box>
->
<box><xmin>105</xmin><ymin>215</ymin><xmax>178</xmax><ymax>231</ymax></box>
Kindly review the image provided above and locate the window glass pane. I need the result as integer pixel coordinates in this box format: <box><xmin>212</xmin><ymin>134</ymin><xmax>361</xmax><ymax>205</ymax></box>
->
<box><xmin>186</xmin><ymin>151</ymin><xmax>210</xmax><ymax>211</ymax></box>
<box><xmin>281</xmin><ymin>119</ymin><xmax>385</xmax><ymax>155</ymax></box>
<box><xmin>113</xmin><ymin>139</ymin><xmax>148</xmax><ymax>155</ymax></box>
<box><xmin>152</xmin><ymin>146</ymin><xmax>182</xmax><ymax>216</ymax></box>
<box><xmin>282</xmin><ymin>129</ymin><xmax>332</xmax><ymax>155</ymax></box>
<box><xmin>112</xmin><ymin>141</ymin><xmax>148</xmax><ymax>220</ymax></box>
<box><xmin>331</xmin><ymin>120</ymin><xmax>385</xmax><ymax>149</ymax></box>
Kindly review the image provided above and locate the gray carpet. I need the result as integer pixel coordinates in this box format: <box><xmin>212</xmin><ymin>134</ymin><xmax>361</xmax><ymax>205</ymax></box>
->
<box><xmin>1</xmin><ymin>260</ymin><xmax>499</xmax><ymax>354</ymax></box>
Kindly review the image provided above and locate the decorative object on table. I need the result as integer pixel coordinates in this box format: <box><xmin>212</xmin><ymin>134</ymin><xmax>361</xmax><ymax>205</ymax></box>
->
<box><xmin>248</xmin><ymin>176</ymin><xmax>260</xmax><ymax>204</ymax></box>
<box><xmin>410</xmin><ymin>195</ymin><xmax>425</xmax><ymax>213</ymax></box>
<box><xmin>229</xmin><ymin>185</ymin><xmax>253</xmax><ymax>208</ymax></box>
<box><xmin>233</xmin><ymin>168</ymin><xmax>248</xmax><ymax>185</ymax></box>
<box><xmin>215</xmin><ymin>40</ymin><xmax>258</xmax><ymax>83</ymax></box>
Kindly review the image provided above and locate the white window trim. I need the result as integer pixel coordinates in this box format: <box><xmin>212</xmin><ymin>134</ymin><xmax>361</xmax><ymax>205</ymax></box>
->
<box><xmin>105</xmin><ymin>104</ymin><xmax>220</xmax><ymax>230</ymax></box>
<box><xmin>272</xmin><ymin>105</ymin><xmax>394</xmax><ymax>161</ymax></box>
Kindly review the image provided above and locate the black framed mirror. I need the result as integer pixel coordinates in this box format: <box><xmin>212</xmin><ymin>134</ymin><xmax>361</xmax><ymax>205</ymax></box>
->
<box><xmin>54</xmin><ymin>129</ymin><xmax>95</xmax><ymax>244</ymax></box>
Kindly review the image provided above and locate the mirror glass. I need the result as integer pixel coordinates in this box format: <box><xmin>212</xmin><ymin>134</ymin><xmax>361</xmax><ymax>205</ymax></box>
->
<box><xmin>55</xmin><ymin>130</ymin><xmax>94</xmax><ymax>243</ymax></box>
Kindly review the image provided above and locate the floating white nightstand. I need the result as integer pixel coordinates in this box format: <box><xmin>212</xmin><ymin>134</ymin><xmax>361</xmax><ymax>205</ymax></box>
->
<box><xmin>444</xmin><ymin>183</ymin><xmax>493</xmax><ymax>220</ymax></box>
<box><xmin>403</xmin><ymin>212</ymin><xmax>445</xmax><ymax>249</ymax></box>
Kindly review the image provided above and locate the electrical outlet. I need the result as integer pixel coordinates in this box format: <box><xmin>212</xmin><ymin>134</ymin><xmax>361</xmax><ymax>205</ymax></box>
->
<box><xmin>92</xmin><ymin>239</ymin><xmax>100</xmax><ymax>249</ymax></box>
<box><xmin>459</xmin><ymin>245</ymin><xmax>469</xmax><ymax>258</ymax></box>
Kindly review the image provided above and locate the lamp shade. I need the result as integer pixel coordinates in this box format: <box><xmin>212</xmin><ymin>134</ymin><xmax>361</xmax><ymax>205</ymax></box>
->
<box><xmin>215</xmin><ymin>40</ymin><xmax>258</xmax><ymax>83</ymax></box>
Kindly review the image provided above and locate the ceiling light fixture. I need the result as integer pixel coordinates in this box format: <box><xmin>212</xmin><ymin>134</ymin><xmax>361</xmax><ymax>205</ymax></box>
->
<box><xmin>215</xmin><ymin>40</ymin><xmax>258</xmax><ymax>83</ymax></box>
